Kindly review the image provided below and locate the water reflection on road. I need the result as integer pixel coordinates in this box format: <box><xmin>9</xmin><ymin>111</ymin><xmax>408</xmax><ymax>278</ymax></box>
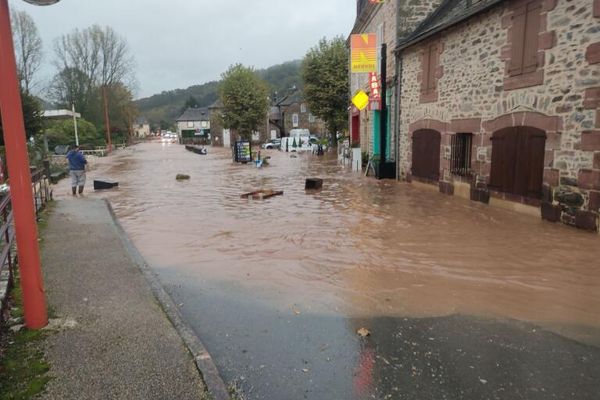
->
<box><xmin>59</xmin><ymin>142</ymin><xmax>600</xmax><ymax>399</ymax></box>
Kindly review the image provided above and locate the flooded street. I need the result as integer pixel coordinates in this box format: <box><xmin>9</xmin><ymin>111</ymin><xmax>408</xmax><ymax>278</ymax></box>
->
<box><xmin>57</xmin><ymin>142</ymin><xmax>600</xmax><ymax>399</ymax></box>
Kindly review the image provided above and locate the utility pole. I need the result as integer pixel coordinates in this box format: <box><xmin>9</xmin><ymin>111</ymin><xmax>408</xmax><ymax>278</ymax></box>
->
<box><xmin>0</xmin><ymin>0</ymin><xmax>47</xmax><ymax>329</ymax></box>
<box><xmin>380</xmin><ymin>43</ymin><xmax>387</xmax><ymax>163</ymax></box>
<box><xmin>102</xmin><ymin>85</ymin><xmax>112</xmax><ymax>153</ymax></box>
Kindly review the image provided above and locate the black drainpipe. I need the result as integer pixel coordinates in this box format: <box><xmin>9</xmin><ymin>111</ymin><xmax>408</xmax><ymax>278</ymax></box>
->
<box><xmin>395</xmin><ymin>50</ymin><xmax>403</xmax><ymax>181</ymax></box>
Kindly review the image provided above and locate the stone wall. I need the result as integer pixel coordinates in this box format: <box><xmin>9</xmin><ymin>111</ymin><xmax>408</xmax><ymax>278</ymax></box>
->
<box><xmin>398</xmin><ymin>0</ymin><xmax>600</xmax><ymax>231</ymax></box>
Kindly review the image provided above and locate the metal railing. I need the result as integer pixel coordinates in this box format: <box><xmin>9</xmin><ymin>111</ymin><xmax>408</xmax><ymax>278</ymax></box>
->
<box><xmin>0</xmin><ymin>170</ymin><xmax>52</xmax><ymax>320</ymax></box>
<box><xmin>0</xmin><ymin>193</ymin><xmax>15</xmax><ymax>316</ymax></box>
<box><xmin>31</xmin><ymin>168</ymin><xmax>52</xmax><ymax>216</ymax></box>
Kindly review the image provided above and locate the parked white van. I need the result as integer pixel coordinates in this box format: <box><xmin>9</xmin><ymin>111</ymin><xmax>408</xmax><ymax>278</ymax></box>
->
<box><xmin>280</xmin><ymin>136</ymin><xmax>311</xmax><ymax>152</ymax></box>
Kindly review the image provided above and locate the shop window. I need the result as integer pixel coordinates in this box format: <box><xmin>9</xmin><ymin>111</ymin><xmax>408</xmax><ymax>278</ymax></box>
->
<box><xmin>450</xmin><ymin>133</ymin><xmax>472</xmax><ymax>176</ymax></box>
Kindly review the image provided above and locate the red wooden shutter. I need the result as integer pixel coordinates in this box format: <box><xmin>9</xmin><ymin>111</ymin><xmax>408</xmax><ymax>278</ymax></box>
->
<box><xmin>525</xmin><ymin>127</ymin><xmax>546</xmax><ymax>198</ymax></box>
<box><xmin>428</xmin><ymin>44</ymin><xmax>438</xmax><ymax>92</ymax></box>
<box><xmin>523</xmin><ymin>2</ymin><xmax>542</xmax><ymax>74</ymax></box>
<box><xmin>421</xmin><ymin>47</ymin><xmax>431</xmax><ymax>93</ymax></box>
<box><xmin>509</xmin><ymin>4</ymin><xmax>527</xmax><ymax>76</ymax></box>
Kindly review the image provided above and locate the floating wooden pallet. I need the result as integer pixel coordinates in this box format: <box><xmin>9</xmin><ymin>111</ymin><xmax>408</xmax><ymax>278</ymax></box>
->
<box><xmin>240</xmin><ymin>189</ymin><xmax>284</xmax><ymax>200</ymax></box>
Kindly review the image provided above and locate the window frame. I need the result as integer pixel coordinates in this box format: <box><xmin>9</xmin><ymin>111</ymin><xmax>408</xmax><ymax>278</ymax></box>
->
<box><xmin>450</xmin><ymin>133</ymin><xmax>473</xmax><ymax>177</ymax></box>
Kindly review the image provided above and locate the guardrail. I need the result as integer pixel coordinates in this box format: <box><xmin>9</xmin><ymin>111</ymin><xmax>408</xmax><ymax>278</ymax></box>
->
<box><xmin>0</xmin><ymin>194</ymin><xmax>15</xmax><ymax>319</ymax></box>
<box><xmin>31</xmin><ymin>168</ymin><xmax>52</xmax><ymax>216</ymax></box>
<box><xmin>0</xmin><ymin>171</ymin><xmax>52</xmax><ymax>321</ymax></box>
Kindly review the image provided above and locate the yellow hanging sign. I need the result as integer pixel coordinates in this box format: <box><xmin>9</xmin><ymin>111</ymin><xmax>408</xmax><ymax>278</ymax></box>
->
<box><xmin>351</xmin><ymin>33</ymin><xmax>377</xmax><ymax>73</ymax></box>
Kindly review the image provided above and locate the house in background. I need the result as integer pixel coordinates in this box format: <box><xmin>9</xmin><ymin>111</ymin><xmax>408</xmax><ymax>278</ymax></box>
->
<box><xmin>176</xmin><ymin>107</ymin><xmax>211</xmax><ymax>145</ymax></box>
<box><xmin>272</xmin><ymin>92</ymin><xmax>327</xmax><ymax>138</ymax></box>
<box><xmin>208</xmin><ymin>95</ymin><xmax>325</xmax><ymax>147</ymax></box>
<box><xmin>394</xmin><ymin>0</ymin><xmax>600</xmax><ymax>231</ymax></box>
<box><xmin>132</xmin><ymin>117</ymin><xmax>150</xmax><ymax>139</ymax></box>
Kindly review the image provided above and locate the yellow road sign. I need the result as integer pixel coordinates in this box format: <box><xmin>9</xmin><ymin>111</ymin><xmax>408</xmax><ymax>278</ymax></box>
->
<box><xmin>352</xmin><ymin>91</ymin><xmax>369</xmax><ymax>111</ymax></box>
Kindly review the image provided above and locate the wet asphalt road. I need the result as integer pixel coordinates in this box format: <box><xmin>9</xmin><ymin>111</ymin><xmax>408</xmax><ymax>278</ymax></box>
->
<box><xmin>162</xmin><ymin>274</ymin><xmax>600</xmax><ymax>400</ymax></box>
<box><xmin>71</xmin><ymin>143</ymin><xmax>600</xmax><ymax>399</ymax></box>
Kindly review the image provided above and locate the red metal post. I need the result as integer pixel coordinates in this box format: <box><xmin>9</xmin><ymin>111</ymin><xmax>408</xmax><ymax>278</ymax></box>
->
<box><xmin>0</xmin><ymin>0</ymin><xmax>48</xmax><ymax>329</ymax></box>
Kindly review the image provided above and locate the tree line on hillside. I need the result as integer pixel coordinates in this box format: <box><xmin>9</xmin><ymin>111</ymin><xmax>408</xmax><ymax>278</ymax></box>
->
<box><xmin>0</xmin><ymin>9</ymin><xmax>138</xmax><ymax>161</ymax></box>
<box><xmin>136</xmin><ymin>60</ymin><xmax>304</xmax><ymax>129</ymax></box>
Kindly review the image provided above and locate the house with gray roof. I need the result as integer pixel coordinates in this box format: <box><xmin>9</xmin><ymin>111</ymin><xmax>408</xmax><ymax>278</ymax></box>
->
<box><xmin>176</xmin><ymin>107</ymin><xmax>211</xmax><ymax>144</ymax></box>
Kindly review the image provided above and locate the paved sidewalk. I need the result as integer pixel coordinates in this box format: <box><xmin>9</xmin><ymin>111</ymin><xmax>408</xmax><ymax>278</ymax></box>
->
<box><xmin>38</xmin><ymin>198</ymin><xmax>216</xmax><ymax>400</ymax></box>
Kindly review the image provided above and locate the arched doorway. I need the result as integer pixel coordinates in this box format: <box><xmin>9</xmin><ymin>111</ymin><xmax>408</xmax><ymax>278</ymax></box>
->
<box><xmin>411</xmin><ymin>129</ymin><xmax>441</xmax><ymax>182</ymax></box>
<box><xmin>489</xmin><ymin>126</ymin><xmax>546</xmax><ymax>198</ymax></box>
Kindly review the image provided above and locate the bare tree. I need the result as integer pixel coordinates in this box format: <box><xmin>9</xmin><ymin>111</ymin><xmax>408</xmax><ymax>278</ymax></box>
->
<box><xmin>51</xmin><ymin>25</ymin><xmax>136</xmax><ymax>140</ymax></box>
<box><xmin>53</xmin><ymin>25</ymin><xmax>134</xmax><ymax>89</ymax></box>
<box><xmin>10</xmin><ymin>9</ymin><xmax>43</xmax><ymax>93</ymax></box>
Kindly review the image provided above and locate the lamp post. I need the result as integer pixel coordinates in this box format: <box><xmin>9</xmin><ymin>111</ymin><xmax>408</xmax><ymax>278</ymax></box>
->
<box><xmin>0</xmin><ymin>0</ymin><xmax>60</xmax><ymax>329</ymax></box>
<box><xmin>72</xmin><ymin>103</ymin><xmax>79</xmax><ymax>146</ymax></box>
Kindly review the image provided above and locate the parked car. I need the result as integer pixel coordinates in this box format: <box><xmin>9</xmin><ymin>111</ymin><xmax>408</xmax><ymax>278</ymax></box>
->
<box><xmin>261</xmin><ymin>139</ymin><xmax>281</xmax><ymax>149</ymax></box>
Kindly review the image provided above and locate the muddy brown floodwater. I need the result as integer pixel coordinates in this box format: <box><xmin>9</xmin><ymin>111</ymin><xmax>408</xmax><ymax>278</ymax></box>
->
<box><xmin>56</xmin><ymin>142</ymin><xmax>600</xmax><ymax>399</ymax></box>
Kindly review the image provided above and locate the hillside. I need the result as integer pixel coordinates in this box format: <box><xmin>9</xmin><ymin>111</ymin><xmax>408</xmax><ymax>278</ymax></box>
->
<box><xmin>135</xmin><ymin>60</ymin><xmax>303</xmax><ymax>127</ymax></box>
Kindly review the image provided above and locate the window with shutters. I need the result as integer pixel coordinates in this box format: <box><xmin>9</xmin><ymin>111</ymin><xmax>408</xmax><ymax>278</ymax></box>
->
<box><xmin>503</xmin><ymin>0</ymin><xmax>549</xmax><ymax>90</ymax></box>
<box><xmin>509</xmin><ymin>1</ymin><xmax>542</xmax><ymax>77</ymax></box>
<box><xmin>420</xmin><ymin>42</ymin><xmax>441</xmax><ymax>103</ymax></box>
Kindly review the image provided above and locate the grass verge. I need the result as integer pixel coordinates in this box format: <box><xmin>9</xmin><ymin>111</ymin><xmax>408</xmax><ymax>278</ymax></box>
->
<box><xmin>0</xmin><ymin>281</ymin><xmax>51</xmax><ymax>400</ymax></box>
<box><xmin>0</xmin><ymin>205</ymin><xmax>53</xmax><ymax>399</ymax></box>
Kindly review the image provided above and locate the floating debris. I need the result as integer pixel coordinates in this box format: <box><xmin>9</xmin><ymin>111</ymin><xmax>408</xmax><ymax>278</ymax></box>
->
<box><xmin>240</xmin><ymin>189</ymin><xmax>283</xmax><ymax>200</ymax></box>
<box><xmin>185</xmin><ymin>145</ymin><xmax>207</xmax><ymax>155</ymax></box>
<box><xmin>176</xmin><ymin>174</ymin><xmax>190</xmax><ymax>181</ymax></box>
<box><xmin>305</xmin><ymin>178</ymin><xmax>323</xmax><ymax>190</ymax></box>
<box><xmin>357</xmin><ymin>327</ymin><xmax>371</xmax><ymax>337</ymax></box>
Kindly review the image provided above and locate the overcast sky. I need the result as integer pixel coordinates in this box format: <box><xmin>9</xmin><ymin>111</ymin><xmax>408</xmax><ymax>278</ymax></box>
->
<box><xmin>9</xmin><ymin>0</ymin><xmax>356</xmax><ymax>99</ymax></box>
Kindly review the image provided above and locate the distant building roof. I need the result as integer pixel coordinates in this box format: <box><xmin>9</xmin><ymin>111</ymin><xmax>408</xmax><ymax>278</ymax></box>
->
<box><xmin>176</xmin><ymin>107</ymin><xmax>210</xmax><ymax>122</ymax></box>
<box><xmin>395</xmin><ymin>0</ymin><xmax>504</xmax><ymax>52</ymax></box>
<box><xmin>208</xmin><ymin>100</ymin><xmax>223</xmax><ymax>109</ymax></box>
<box><xmin>43</xmin><ymin>109</ymin><xmax>81</xmax><ymax>119</ymax></box>
<box><xmin>276</xmin><ymin>91</ymin><xmax>304</xmax><ymax>107</ymax></box>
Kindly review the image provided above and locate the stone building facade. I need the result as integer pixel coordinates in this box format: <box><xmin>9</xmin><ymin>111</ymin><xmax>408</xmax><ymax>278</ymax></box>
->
<box><xmin>275</xmin><ymin>94</ymin><xmax>327</xmax><ymax>138</ymax></box>
<box><xmin>396</xmin><ymin>0</ymin><xmax>600</xmax><ymax>231</ymax></box>
<box><xmin>349</xmin><ymin>0</ymin><xmax>442</xmax><ymax>161</ymax></box>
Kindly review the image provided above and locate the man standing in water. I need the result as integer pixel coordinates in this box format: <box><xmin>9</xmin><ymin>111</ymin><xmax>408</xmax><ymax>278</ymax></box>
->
<box><xmin>66</xmin><ymin>144</ymin><xmax>87</xmax><ymax>196</ymax></box>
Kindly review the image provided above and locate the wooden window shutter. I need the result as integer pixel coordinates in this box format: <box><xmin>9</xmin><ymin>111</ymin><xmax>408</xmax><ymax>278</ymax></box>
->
<box><xmin>509</xmin><ymin>4</ymin><xmax>527</xmax><ymax>76</ymax></box>
<box><xmin>489</xmin><ymin>133</ymin><xmax>505</xmax><ymax>190</ymax></box>
<box><xmin>428</xmin><ymin>44</ymin><xmax>438</xmax><ymax>92</ymax></box>
<box><xmin>421</xmin><ymin>47</ymin><xmax>431</xmax><ymax>93</ymax></box>
<box><xmin>523</xmin><ymin>2</ymin><xmax>542</xmax><ymax>73</ymax></box>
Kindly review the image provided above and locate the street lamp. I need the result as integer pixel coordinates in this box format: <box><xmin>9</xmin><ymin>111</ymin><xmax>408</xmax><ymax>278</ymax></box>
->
<box><xmin>0</xmin><ymin>0</ymin><xmax>61</xmax><ymax>329</ymax></box>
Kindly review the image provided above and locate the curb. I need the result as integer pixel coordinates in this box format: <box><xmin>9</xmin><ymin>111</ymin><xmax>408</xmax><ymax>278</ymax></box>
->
<box><xmin>105</xmin><ymin>200</ymin><xmax>230</xmax><ymax>400</ymax></box>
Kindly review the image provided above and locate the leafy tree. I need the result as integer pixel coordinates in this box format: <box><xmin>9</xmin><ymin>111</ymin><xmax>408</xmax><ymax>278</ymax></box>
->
<box><xmin>11</xmin><ymin>9</ymin><xmax>43</xmax><ymax>93</ymax></box>
<box><xmin>48</xmin><ymin>67</ymin><xmax>94</xmax><ymax>117</ymax></box>
<box><xmin>43</xmin><ymin>118</ymin><xmax>101</xmax><ymax>150</ymax></box>
<box><xmin>0</xmin><ymin>91</ymin><xmax>44</xmax><ymax>145</ymax></box>
<box><xmin>301</xmin><ymin>37</ymin><xmax>349</xmax><ymax>145</ymax></box>
<box><xmin>219</xmin><ymin>64</ymin><xmax>269</xmax><ymax>140</ymax></box>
